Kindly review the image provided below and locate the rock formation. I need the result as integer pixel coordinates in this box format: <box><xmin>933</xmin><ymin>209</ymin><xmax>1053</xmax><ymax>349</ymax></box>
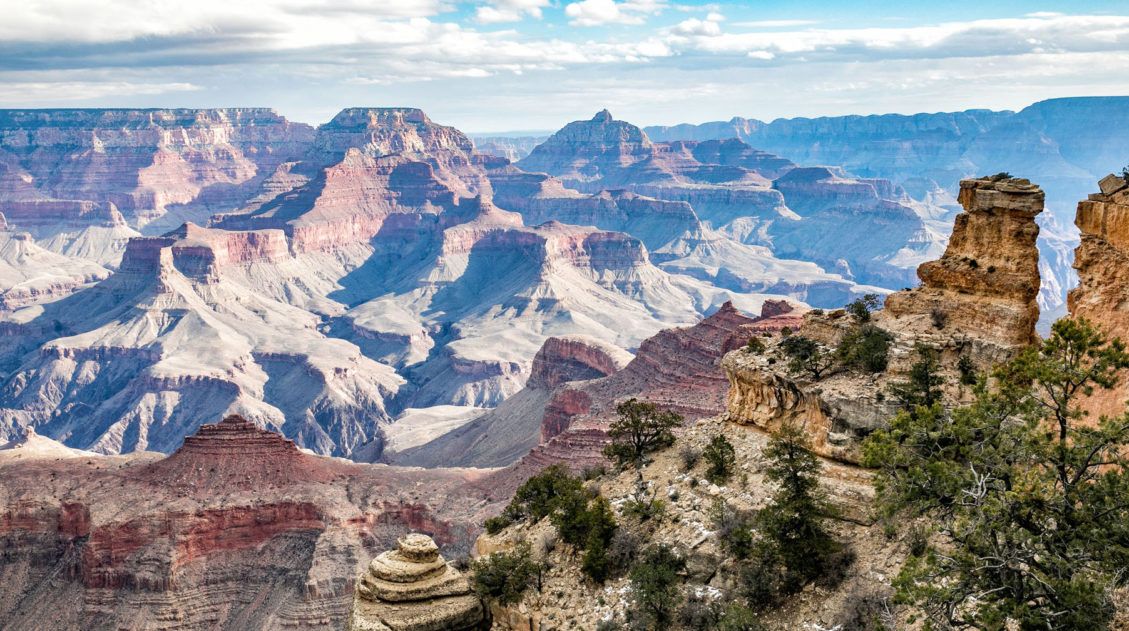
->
<box><xmin>0</xmin><ymin>108</ymin><xmax>314</xmax><ymax>232</ymax></box>
<box><xmin>0</xmin><ymin>417</ymin><xmax>504</xmax><ymax>629</ymax></box>
<box><xmin>483</xmin><ymin>301</ymin><xmax>769</xmax><ymax>492</ymax></box>
<box><xmin>725</xmin><ymin>175</ymin><xmax>1046</xmax><ymax>463</ymax></box>
<box><xmin>350</xmin><ymin>533</ymin><xmax>484</xmax><ymax>631</ymax></box>
<box><xmin>140</xmin><ymin>414</ymin><xmax>343</xmax><ymax>490</ymax></box>
<box><xmin>1068</xmin><ymin>173</ymin><xmax>1129</xmax><ymax>418</ymax></box>
<box><xmin>389</xmin><ymin>335</ymin><xmax>632</xmax><ymax>469</ymax></box>
<box><xmin>884</xmin><ymin>175</ymin><xmax>1044</xmax><ymax>351</ymax></box>
<box><xmin>515</xmin><ymin>110</ymin><xmax>935</xmax><ymax>292</ymax></box>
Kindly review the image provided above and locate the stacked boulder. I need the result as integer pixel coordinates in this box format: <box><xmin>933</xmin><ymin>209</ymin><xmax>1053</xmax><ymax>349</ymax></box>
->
<box><xmin>349</xmin><ymin>533</ymin><xmax>485</xmax><ymax>631</ymax></box>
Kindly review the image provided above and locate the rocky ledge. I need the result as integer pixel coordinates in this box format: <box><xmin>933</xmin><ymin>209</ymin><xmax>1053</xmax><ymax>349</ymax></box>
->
<box><xmin>725</xmin><ymin>176</ymin><xmax>1046</xmax><ymax>463</ymax></box>
<box><xmin>350</xmin><ymin>533</ymin><xmax>485</xmax><ymax>631</ymax></box>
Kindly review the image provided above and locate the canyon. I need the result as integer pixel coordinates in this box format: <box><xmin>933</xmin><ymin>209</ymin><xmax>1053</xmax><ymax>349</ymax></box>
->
<box><xmin>1</xmin><ymin>98</ymin><xmax>1128</xmax><ymax>629</ymax></box>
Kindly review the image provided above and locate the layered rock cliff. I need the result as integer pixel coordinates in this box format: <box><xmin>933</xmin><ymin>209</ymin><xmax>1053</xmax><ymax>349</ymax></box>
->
<box><xmin>0</xmin><ymin>108</ymin><xmax>315</xmax><ymax>232</ymax></box>
<box><xmin>1068</xmin><ymin>174</ymin><xmax>1129</xmax><ymax>419</ymax></box>
<box><xmin>724</xmin><ymin>176</ymin><xmax>1045</xmax><ymax>462</ymax></box>
<box><xmin>0</xmin><ymin>416</ymin><xmax>505</xmax><ymax>630</ymax></box>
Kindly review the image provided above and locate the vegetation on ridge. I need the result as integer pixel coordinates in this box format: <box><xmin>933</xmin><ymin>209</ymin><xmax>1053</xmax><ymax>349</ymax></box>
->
<box><xmin>864</xmin><ymin>318</ymin><xmax>1129</xmax><ymax>630</ymax></box>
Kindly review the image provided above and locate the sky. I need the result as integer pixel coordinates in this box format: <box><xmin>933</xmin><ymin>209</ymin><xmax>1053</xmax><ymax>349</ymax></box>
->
<box><xmin>2</xmin><ymin>0</ymin><xmax>1129</xmax><ymax>132</ymax></box>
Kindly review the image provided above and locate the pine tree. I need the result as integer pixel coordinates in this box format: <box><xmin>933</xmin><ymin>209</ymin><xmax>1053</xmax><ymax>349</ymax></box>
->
<box><xmin>863</xmin><ymin>318</ymin><xmax>1129</xmax><ymax>630</ymax></box>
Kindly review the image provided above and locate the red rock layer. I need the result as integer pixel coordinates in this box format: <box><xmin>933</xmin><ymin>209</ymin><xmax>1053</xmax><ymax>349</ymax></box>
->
<box><xmin>138</xmin><ymin>414</ymin><xmax>347</xmax><ymax>490</ymax></box>
<box><xmin>527</xmin><ymin>337</ymin><xmax>627</xmax><ymax>389</ymax></box>
<box><xmin>485</xmin><ymin>302</ymin><xmax>759</xmax><ymax>492</ymax></box>
<box><xmin>0</xmin><ymin>427</ymin><xmax>503</xmax><ymax>628</ymax></box>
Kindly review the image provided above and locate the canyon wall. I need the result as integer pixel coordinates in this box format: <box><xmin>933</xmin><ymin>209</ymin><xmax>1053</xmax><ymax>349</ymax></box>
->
<box><xmin>1069</xmin><ymin>174</ymin><xmax>1129</xmax><ymax>419</ymax></box>
<box><xmin>0</xmin><ymin>416</ymin><xmax>503</xmax><ymax>630</ymax></box>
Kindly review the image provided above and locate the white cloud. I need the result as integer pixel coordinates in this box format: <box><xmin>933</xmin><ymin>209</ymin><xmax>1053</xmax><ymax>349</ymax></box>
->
<box><xmin>680</xmin><ymin>14</ymin><xmax>1129</xmax><ymax>64</ymax></box>
<box><xmin>564</xmin><ymin>0</ymin><xmax>667</xmax><ymax>27</ymax></box>
<box><xmin>673</xmin><ymin>12</ymin><xmax>723</xmax><ymax>36</ymax></box>
<box><xmin>731</xmin><ymin>19</ymin><xmax>817</xmax><ymax>29</ymax></box>
<box><xmin>0</xmin><ymin>80</ymin><xmax>201</xmax><ymax>102</ymax></box>
<box><xmin>0</xmin><ymin>0</ymin><xmax>450</xmax><ymax>43</ymax></box>
<box><xmin>475</xmin><ymin>0</ymin><xmax>551</xmax><ymax>24</ymax></box>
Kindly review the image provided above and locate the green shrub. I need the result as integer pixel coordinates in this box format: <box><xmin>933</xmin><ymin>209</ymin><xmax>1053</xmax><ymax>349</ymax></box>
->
<box><xmin>484</xmin><ymin>515</ymin><xmax>512</xmax><ymax>535</ymax></box>
<box><xmin>622</xmin><ymin>493</ymin><xmax>666</xmax><ymax>522</ymax></box>
<box><xmin>710</xmin><ymin>498</ymin><xmax>754</xmax><ymax>560</ymax></box>
<box><xmin>739</xmin><ymin>544</ymin><xmax>788</xmax><ymax>610</ymax></box>
<box><xmin>956</xmin><ymin>355</ymin><xmax>977</xmax><ymax>385</ymax></box>
<box><xmin>831</xmin><ymin>585</ymin><xmax>895</xmax><ymax>631</ymax></box>
<box><xmin>746</xmin><ymin>336</ymin><xmax>766</xmax><ymax>354</ymax></box>
<box><xmin>677</xmin><ymin>593</ymin><xmax>723</xmax><ymax>630</ymax></box>
<box><xmin>582</xmin><ymin>464</ymin><xmax>607</xmax><ymax>480</ymax></box>
<box><xmin>780</xmin><ymin>335</ymin><xmax>835</xmax><ymax>379</ymax></box>
<box><xmin>757</xmin><ymin>422</ymin><xmax>847</xmax><ymax>589</ymax></box>
<box><xmin>581</xmin><ymin>497</ymin><xmax>619</xmax><ymax>582</ymax></box>
<box><xmin>836</xmin><ymin>324</ymin><xmax>892</xmax><ymax>373</ymax></box>
<box><xmin>930</xmin><ymin>307</ymin><xmax>947</xmax><ymax>329</ymax></box>
<box><xmin>470</xmin><ymin>542</ymin><xmax>542</xmax><ymax>605</ymax></box>
<box><xmin>628</xmin><ymin>545</ymin><xmax>686</xmax><ymax>630</ymax></box>
<box><xmin>603</xmin><ymin>398</ymin><xmax>682</xmax><ymax>468</ymax></box>
<box><xmin>887</xmin><ymin>344</ymin><xmax>944</xmax><ymax>411</ymax></box>
<box><xmin>678</xmin><ymin>444</ymin><xmax>702</xmax><ymax>471</ymax></box>
<box><xmin>508</xmin><ymin>464</ymin><xmax>584</xmax><ymax>522</ymax></box>
<box><xmin>845</xmin><ymin>294</ymin><xmax>880</xmax><ymax>323</ymax></box>
<box><xmin>606</xmin><ymin>527</ymin><xmax>641</xmax><ymax>577</ymax></box>
<box><xmin>717</xmin><ymin>603</ymin><xmax>766</xmax><ymax>630</ymax></box>
<box><xmin>703</xmin><ymin>434</ymin><xmax>736</xmax><ymax>485</ymax></box>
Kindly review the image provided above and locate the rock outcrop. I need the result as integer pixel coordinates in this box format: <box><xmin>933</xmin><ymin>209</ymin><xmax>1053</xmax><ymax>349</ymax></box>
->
<box><xmin>139</xmin><ymin>414</ymin><xmax>344</xmax><ymax>490</ymax></box>
<box><xmin>483</xmin><ymin>302</ymin><xmax>766</xmax><ymax>493</ymax></box>
<box><xmin>350</xmin><ymin>533</ymin><xmax>484</xmax><ymax>631</ymax></box>
<box><xmin>1068</xmin><ymin>174</ymin><xmax>1129</xmax><ymax>418</ymax></box>
<box><xmin>884</xmin><ymin>175</ymin><xmax>1044</xmax><ymax>352</ymax></box>
<box><xmin>390</xmin><ymin>336</ymin><xmax>632</xmax><ymax>469</ymax></box>
<box><xmin>0</xmin><ymin>418</ymin><xmax>504</xmax><ymax>630</ymax></box>
<box><xmin>725</xmin><ymin>176</ymin><xmax>1046</xmax><ymax>463</ymax></box>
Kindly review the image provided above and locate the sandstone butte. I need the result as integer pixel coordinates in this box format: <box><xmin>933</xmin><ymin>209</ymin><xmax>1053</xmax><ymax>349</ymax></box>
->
<box><xmin>723</xmin><ymin>175</ymin><xmax>1045</xmax><ymax>463</ymax></box>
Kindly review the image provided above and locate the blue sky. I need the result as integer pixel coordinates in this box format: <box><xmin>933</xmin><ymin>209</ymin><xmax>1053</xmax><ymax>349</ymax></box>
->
<box><xmin>2</xmin><ymin>1</ymin><xmax>1128</xmax><ymax>132</ymax></box>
